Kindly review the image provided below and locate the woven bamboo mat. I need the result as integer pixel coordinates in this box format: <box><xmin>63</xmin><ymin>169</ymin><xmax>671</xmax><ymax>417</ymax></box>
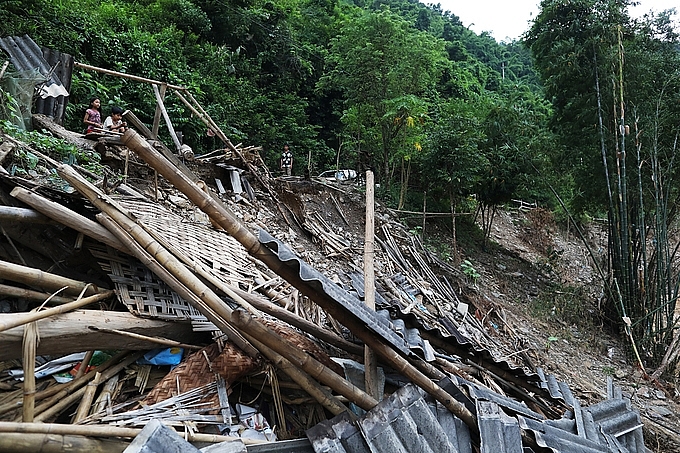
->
<box><xmin>118</xmin><ymin>198</ymin><xmax>256</xmax><ymax>288</ymax></box>
<box><xmin>89</xmin><ymin>197</ymin><xmax>257</xmax><ymax>320</ymax></box>
<box><xmin>144</xmin><ymin>342</ymin><xmax>258</xmax><ymax>406</ymax></box>
<box><xmin>90</xmin><ymin>243</ymin><xmax>201</xmax><ymax>320</ymax></box>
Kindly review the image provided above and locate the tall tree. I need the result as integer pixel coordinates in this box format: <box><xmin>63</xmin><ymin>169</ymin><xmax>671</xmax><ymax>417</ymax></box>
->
<box><xmin>527</xmin><ymin>0</ymin><xmax>680</xmax><ymax>370</ymax></box>
<box><xmin>322</xmin><ymin>7</ymin><xmax>447</xmax><ymax>183</ymax></box>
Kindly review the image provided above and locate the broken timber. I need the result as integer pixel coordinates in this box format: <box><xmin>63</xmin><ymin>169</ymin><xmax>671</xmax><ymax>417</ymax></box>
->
<box><xmin>56</xmin><ymin>163</ymin><xmax>376</xmax><ymax>415</ymax></box>
<box><xmin>120</xmin><ymin>128</ymin><xmax>479</xmax><ymax>432</ymax></box>
<box><xmin>0</xmin><ymin>310</ymin><xmax>202</xmax><ymax>360</ymax></box>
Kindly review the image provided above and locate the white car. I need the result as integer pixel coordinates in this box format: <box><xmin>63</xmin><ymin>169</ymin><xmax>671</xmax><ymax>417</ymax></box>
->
<box><xmin>318</xmin><ymin>169</ymin><xmax>358</xmax><ymax>181</ymax></box>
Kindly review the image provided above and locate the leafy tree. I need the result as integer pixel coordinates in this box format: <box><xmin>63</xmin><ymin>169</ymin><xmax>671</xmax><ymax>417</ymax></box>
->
<box><xmin>322</xmin><ymin>7</ymin><xmax>447</xmax><ymax>183</ymax></box>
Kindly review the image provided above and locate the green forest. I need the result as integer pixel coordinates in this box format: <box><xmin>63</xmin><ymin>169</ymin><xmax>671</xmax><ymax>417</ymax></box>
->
<box><xmin>2</xmin><ymin>0</ymin><xmax>680</xmax><ymax>370</ymax></box>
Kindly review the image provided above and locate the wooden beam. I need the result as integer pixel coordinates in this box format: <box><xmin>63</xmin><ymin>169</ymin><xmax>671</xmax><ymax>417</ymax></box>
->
<box><xmin>0</xmin><ymin>310</ymin><xmax>202</xmax><ymax>360</ymax></box>
<box><xmin>364</xmin><ymin>169</ymin><xmax>379</xmax><ymax>400</ymax></box>
<box><xmin>0</xmin><ymin>291</ymin><xmax>114</xmax><ymax>334</ymax></box>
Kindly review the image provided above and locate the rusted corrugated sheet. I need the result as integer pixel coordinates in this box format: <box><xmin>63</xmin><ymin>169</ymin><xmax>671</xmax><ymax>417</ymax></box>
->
<box><xmin>0</xmin><ymin>35</ymin><xmax>72</xmax><ymax>123</ymax></box>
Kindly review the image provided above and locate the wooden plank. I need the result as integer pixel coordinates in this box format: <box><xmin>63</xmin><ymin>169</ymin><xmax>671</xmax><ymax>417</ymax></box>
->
<box><xmin>363</xmin><ymin>170</ymin><xmax>379</xmax><ymax>400</ymax></box>
<box><xmin>0</xmin><ymin>310</ymin><xmax>202</xmax><ymax>360</ymax></box>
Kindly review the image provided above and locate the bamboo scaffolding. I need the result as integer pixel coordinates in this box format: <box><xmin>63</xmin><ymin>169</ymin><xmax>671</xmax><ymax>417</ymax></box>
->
<box><xmin>120</xmin><ymin>129</ymin><xmax>478</xmax><ymax>432</ymax></box>
<box><xmin>74</xmin><ymin>61</ymin><xmax>185</xmax><ymax>90</ymax></box>
<box><xmin>0</xmin><ymin>290</ymin><xmax>114</xmax><ymax>334</ymax></box>
<box><xmin>0</xmin><ymin>260</ymin><xmax>101</xmax><ymax>298</ymax></box>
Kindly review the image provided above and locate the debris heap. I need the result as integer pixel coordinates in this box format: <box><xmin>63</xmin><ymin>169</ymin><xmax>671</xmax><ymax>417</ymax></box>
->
<box><xmin>0</xmin><ymin>113</ymin><xmax>650</xmax><ymax>453</ymax></box>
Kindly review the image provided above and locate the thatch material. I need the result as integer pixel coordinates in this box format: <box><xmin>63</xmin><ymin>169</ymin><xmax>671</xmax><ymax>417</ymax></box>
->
<box><xmin>260</xmin><ymin>318</ymin><xmax>343</xmax><ymax>376</ymax></box>
<box><xmin>143</xmin><ymin>342</ymin><xmax>257</xmax><ymax>406</ymax></box>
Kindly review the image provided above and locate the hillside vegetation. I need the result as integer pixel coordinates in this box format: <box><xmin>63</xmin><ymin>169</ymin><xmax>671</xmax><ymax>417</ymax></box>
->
<box><xmin>2</xmin><ymin>0</ymin><xmax>680</xmax><ymax>375</ymax></box>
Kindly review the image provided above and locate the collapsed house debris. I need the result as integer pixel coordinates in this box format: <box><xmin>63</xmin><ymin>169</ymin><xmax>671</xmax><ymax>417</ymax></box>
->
<box><xmin>0</xmin><ymin>38</ymin><xmax>673</xmax><ymax>452</ymax></box>
<box><xmin>0</xmin><ymin>118</ymin><xmax>655</xmax><ymax>452</ymax></box>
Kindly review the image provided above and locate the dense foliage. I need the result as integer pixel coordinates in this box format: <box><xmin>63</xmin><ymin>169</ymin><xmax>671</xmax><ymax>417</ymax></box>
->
<box><xmin>1</xmin><ymin>0</ymin><xmax>546</xmax><ymax>205</ymax></box>
<box><xmin>2</xmin><ymin>0</ymin><xmax>680</xmax><ymax>370</ymax></box>
<box><xmin>528</xmin><ymin>0</ymin><xmax>680</xmax><ymax>371</ymax></box>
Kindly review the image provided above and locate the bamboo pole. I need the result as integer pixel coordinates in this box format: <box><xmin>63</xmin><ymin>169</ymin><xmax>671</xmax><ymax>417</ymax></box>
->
<box><xmin>364</xmin><ymin>169</ymin><xmax>379</xmax><ymax>400</ymax></box>
<box><xmin>94</xmin><ymin>211</ymin><xmax>378</xmax><ymax>411</ymax></box>
<box><xmin>0</xmin><ymin>260</ymin><xmax>101</xmax><ymax>298</ymax></box>
<box><xmin>234</xmin><ymin>288</ymin><xmax>364</xmax><ymax>356</ymax></box>
<box><xmin>22</xmin><ymin>319</ymin><xmax>38</xmax><ymax>422</ymax></box>
<box><xmin>151</xmin><ymin>83</ymin><xmax>167</xmax><ymax>138</ymax></box>
<box><xmin>121</xmin><ymin>129</ymin><xmax>478</xmax><ymax>432</ymax></box>
<box><xmin>33</xmin><ymin>352</ymin><xmax>142</xmax><ymax>422</ymax></box>
<box><xmin>73</xmin><ymin>372</ymin><xmax>101</xmax><ymax>423</ymax></box>
<box><xmin>80</xmin><ymin>243</ymin><xmax>350</xmax><ymax>417</ymax></box>
<box><xmin>240</xmin><ymin>333</ymin><xmax>352</xmax><ymax>416</ymax></box>
<box><xmin>0</xmin><ymin>432</ymin><xmax>127</xmax><ymax>453</ymax></box>
<box><xmin>88</xmin><ymin>326</ymin><xmax>202</xmax><ymax>350</ymax></box>
<box><xmin>152</xmin><ymin>84</ymin><xmax>182</xmax><ymax>152</ymax></box>
<box><xmin>0</xmin><ymin>283</ymin><xmax>74</xmax><ymax>305</ymax></box>
<box><xmin>0</xmin><ymin>351</ymin><xmax>129</xmax><ymax>418</ymax></box>
<box><xmin>10</xmin><ymin>187</ymin><xmax>127</xmax><ymax>252</ymax></box>
<box><xmin>0</xmin><ymin>290</ymin><xmax>114</xmax><ymax>334</ymax></box>
<box><xmin>74</xmin><ymin>61</ymin><xmax>185</xmax><ymax>90</ymax></box>
<box><xmin>74</xmin><ymin>350</ymin><xmax>95</xmax><ymax>380</ymax></box>
<box><xmin>90</xmin><ymin>374</ymin><xmax>119</xmax><ymax>417</ymax></box>
<box><xmin>0</xmin><ymin>206</ymin><xmax>54</xmax><ymax>224</ymax></box>
<box><xmin>96</xmin><ymin>214</ymin><xmax>258</xmax><ymax>359</ymax></box>
<box><xmin>0</xmin><ymin>421</ymin><xmax>262</xmax><ymax>444</ymax></box>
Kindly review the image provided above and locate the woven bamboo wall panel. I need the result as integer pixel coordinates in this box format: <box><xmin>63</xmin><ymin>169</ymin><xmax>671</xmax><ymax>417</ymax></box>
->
<box><xmin>90</xmin><ymin>244</ymin><xmax>200</xmax><ymax>320</ymax></box>
<box><xmin>117</xmin><ymin>198</ymin><xmax>256</xmax><ymax>287</ymax></box>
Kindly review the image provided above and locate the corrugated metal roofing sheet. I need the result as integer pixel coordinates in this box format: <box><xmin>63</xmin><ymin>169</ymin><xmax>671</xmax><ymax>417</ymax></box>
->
<box><xmin>0</xmin><ymin>35</ymin><xmax>73</xmax><ymax>123</ymax></box>
<box><xmin>0</xmin><ymin>35</ymin><xmax>69</xmax><ymax>98</ymax></box>
<box><xmin>306</xmin><ymin>384</ymin><xmax>472</xmax><ymax>453</ymax></box>
<box><xmin>307</xmin><ymin>382</ymin><xmax>645</xmax><ymax>453</ymax></box>
<box><xmin>258</xmin><ymin>229</ymin><xmax>413</xmax><ymax>357</ymax></box>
